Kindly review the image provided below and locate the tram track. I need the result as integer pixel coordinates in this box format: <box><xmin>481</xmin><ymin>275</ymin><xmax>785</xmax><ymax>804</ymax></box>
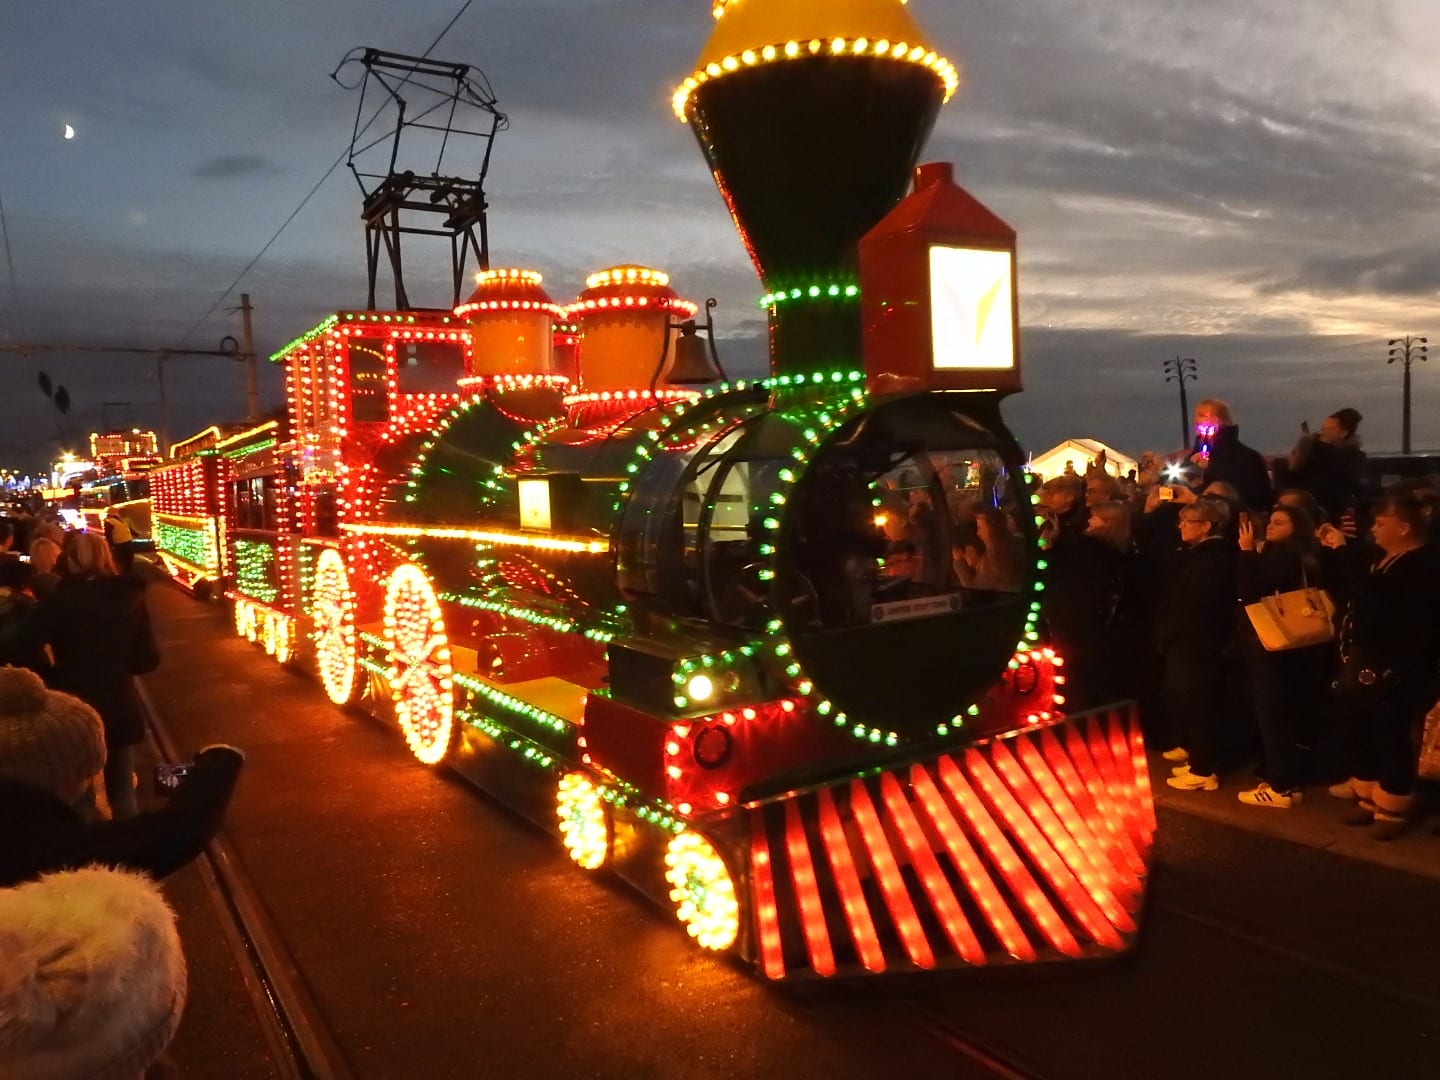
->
<box><xmin>138</xmin><ymin>678</ymin><xmax>356</xmax><ymax>1080</ymax></box>
<box><xmin>899</xmin><ymin>1006</ymin><xmax>1053</xmax><ymax>1080</ymax></box>
<box><xmin>128</xmin><ymin>576</ymin><xmax>1440</xmax><ymax>1078</ymax></box>
<box><xmin>1151</xmin><ymin>898</ymin><xmax>1440</xmax><ymax>1018</ymax></box>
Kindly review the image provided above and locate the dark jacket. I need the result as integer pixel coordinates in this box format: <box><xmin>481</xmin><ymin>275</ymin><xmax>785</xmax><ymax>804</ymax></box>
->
<box><xmin>1338</xmin><ymin>545</ymin><xmax>1440</xmax><ymax>684</ymax></box>
<box><xmin>1236</xmin><ymin>542</ymin><xmax>1320</xmax><ymax>606</ymax></box>
<box><xmin>1287</xmin><ymin>434</ymin><xmax>1366</xmax><ymax>523</ymax></box>
<box><xmin>0</xmin><ymin>746</ymin><xmax>243</xmax><ymax>887</ymax></box>
<box><xmin>1235</xmin><ymin>542</ymin><xmax>1330</xmax><ymax>669</ymax></box>
<box><xmin>1155</xmin><ymin>536</ymin><xmax>1237</xmax><ymax>651</ymax></box>
<box><xmin>1199</xmin><ymin>424</ymin><xmax>1272</xmax><ymax>510</ymax></box>
<box><xmin>1044</xmin><ymin>533</ymin><xmax>1142</xmax><ymax>709</ymax></box>
<box><xmin>30</xmin><ymin>574</ymin><xmax>159</xmax><ymax>747</ymax></box>
<box><xmin>0</xmin><ymin>584</ymin><xmax>48</xmax><ymax>672</ymax></box>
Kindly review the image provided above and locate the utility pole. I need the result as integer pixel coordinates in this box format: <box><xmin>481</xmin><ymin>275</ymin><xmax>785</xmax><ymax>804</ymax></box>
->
<box><xmin>1162</xmin><ymin>356</ymin><xmax>1199</xmax><ymax>448</ymax></box>
<box><xmin>1387</xmin><ymin>335</ymin><xmax>1428</xmax><ymax>454</ymax></box>
<box><xmin>238</xmin><ymin>293</ymin><xmax>260</xmax><ymax>422</ymax></box>
<box><xmin>0</xmin><ymin>340</ymin><xmax>241</xmax><ymax>456</ymax></box>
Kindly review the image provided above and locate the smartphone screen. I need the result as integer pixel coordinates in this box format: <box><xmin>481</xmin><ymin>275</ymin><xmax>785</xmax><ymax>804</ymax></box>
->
<box><xmin>153</xmin><ymin>763</ymin><xmax>193</xmax><ymax>795</ymax></box>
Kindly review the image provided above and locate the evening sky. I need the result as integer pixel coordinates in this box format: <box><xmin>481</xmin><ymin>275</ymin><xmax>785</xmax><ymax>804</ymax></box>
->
<box><xmin>1</xmin><ymin>0</ymin><xmax>1437</xmax><ymax>469</ymax></box>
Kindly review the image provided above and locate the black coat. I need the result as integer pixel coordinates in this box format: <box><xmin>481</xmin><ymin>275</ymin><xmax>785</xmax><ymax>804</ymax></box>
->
<box><xmin>1236</xmin><ymin>542</ymin><xmax>1320</xmax><ymax>606</ymax></box>
<box><xmin>0</xmin><ymin>585</ymin><xmax>48</xmax><ymax>672</ymax></box>
<box><xmin>1154</xmin><ymin>537</ymin><xmax>1237</xmax><ymax>652</ymax></box>
<box><xmin>30</xmin><ymin>574</ymin><xmax>159</xmax><ymax>747</ymax></box>
<box><xmin>1287</xmin><ymin>435</ymin><xmax>1366</xmax><ymax>523</ymax></box>
<box><xmin>1235</xmin><ymin>543</ymin><xmax>1332</xmax><ymax>670</ymax></box>
<box><xmin>1045</xmin><ymin>533</ymin><xmax>1142</xmax><ymax>709</ymax></box>
<box><xmin>1337</xmin><ymin>545</ymin><xmax>1440</xmax><ymax>684</ymax></box>
<box><xmin>1199</xmin><ymin>425</ymin><xmax>1273</xmax><ymax>510</ymax></box>
<box><xmin>0</xmin><ymin>747</ymin><xmax>243</xmax><ymax>887</ymax></box>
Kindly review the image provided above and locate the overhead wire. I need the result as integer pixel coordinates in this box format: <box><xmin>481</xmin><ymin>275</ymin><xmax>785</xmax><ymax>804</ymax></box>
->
<box><xmin>173</xmin><ymin>0</ymin><xmax>476</xmax><ymax>348</ymax></box>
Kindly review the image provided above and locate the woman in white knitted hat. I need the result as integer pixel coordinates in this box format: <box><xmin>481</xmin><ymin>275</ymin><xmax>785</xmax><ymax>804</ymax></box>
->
<box><xmin>0</xmin><ymin>666</ymin><xmax>244</xmax><ymax>888</ymax></box>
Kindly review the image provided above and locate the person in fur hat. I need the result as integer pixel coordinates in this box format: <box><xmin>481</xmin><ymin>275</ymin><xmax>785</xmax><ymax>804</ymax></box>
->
<box><xmin>0</xmin><ymin>865</ymin><xmax>186</xmax><ymax>1080</ymax></box>
<box><xmin>0</xmin><ymin>666</ymin><xmax>245</xmax><ymax>888</ymax></box>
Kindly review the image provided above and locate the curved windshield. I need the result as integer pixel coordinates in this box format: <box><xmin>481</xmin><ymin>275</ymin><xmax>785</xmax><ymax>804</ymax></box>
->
<box><xmin>614</xmin><ymin>394</ymin><xmax>770</xmax><ymax>615</ymax></box>
<box><xmin>787</xmin><ymin>402</ymin><xmax>1028</xmax><ymax>629</ymax></box>
<box><xmin>780</xmin><ymin>394</ymin><xmax>1033</xmax><ymax>731</ymax></box>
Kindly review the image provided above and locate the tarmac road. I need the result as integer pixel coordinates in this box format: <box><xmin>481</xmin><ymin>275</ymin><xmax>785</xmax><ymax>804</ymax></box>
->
<box><xmin>139</xmin><ymin>575</ymin><xmax>1440</xmax><ymax>1079</ymax></box>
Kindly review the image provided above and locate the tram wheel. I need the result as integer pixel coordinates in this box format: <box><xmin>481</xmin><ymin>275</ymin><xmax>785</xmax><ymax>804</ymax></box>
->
<box><xmin>312</xmin><ymin>548</ymin><xmax>361</xmax><ymax>705</ymax></box>
<box><xmin>557</xmin><ymin>773</ymin><xmax>611</xmax><ymax>870</ymax></box>
<box><xmin>664</xmin><ymin>831</ymin><xmax>741</xmax><ymax>951</ymax></box>
<box><xmin>383</xmin><ymin>563</ymin><xmax>455</xmax><ymax>765</ymax></box>
<box><xmin>234</xmin><ymin>599</ymin><xmax>257</xmax><ymax>642</ymax></box>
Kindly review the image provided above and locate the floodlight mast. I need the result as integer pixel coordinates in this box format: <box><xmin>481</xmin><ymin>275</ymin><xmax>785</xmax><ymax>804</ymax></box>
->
<box><xmin>335</xmin><ymin>46</ymin><xmax>509</xmax><ymax>311</ymax></box>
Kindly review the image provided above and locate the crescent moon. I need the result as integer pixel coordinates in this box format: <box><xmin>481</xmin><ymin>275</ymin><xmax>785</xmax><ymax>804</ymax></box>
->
<box><xmin>63</xmin><ymin>124</ymin><xmax>75</xmax><ymax>140</ymax></box>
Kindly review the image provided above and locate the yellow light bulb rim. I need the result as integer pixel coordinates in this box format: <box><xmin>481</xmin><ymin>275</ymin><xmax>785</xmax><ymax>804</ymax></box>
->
<box><xmin>672</xmin><ymin>38</ymin><xmax>958</xmax><ymax>121</ymax></box>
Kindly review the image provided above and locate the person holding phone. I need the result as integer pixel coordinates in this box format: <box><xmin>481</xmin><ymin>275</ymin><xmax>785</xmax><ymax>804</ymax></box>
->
<box><xmin>1325</xmin><ymin>495</ymin><xmax>1440</xmax><ymax>838</ymax></box>
<box><xmin>1286</xmin><ymin>408</ymin><xmax>1366</xmax><ymax>525</ymax></box>
<box><xmin>1234</xmin><ymin>506</ymin><xmax>1327</xmax><ymax>807</ymax></box>
<box><xmin>0</xmin><ymin>665</ymin><xmax>245</xmax><ymax>887</ymax></box>
<box><xmin>1188</xmin><ymin>399</ymin><xmax>1272</xmax><ymax>511</ymax></box>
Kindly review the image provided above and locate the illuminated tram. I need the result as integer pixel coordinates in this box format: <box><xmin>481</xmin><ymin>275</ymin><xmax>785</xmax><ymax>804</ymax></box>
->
<box><xmin>154</xmin><ymin>0</ymin><xmax>1154</xmax><ymax>978</ymax></box>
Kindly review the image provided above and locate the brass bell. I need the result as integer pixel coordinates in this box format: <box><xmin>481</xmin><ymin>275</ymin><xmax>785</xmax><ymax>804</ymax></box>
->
<box><xmin>662</xmin><ymin>320</ymin><xmax>723</xmax><ymax>385</ymax></box>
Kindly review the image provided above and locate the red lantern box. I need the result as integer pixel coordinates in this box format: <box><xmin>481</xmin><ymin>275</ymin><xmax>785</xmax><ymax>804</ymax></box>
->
<box><xmin>858</xmin><ymin>162</ymin><xmax>1022</xmax><ymax>397</ymax></box>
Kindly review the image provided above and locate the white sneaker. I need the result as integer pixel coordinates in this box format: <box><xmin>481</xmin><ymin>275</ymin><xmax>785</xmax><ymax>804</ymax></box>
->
<box><xmin>1166</xmin><ymin>771</ymin><xmax>1218</xmax><ymax>792</ymax></box>
<box><xmin>1327</xmin><ymin>778</ymin><xmax>1375</xmax><ymax>801</ymax></box>
<box><xmin>1238</xmin><ymin>783</ymin><xmax>1301</xmax><ymax>809</ymax></box>
<box><xmin>1171</xmin><ymin>763</ymin><xmax>1192</xmax><ymax>776</ymax></box>
<box><xmin>1161</xmin><ymin>747</ymin><xmax>1189</xmax><ymax>764</ymax></box>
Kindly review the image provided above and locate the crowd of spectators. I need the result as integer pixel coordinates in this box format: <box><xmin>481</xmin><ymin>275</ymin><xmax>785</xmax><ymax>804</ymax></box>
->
<box><xmin>1039</xmin><ymin>399</ymin><xmax>1440</xmax><ymax>839</ymax></box>
<box><xmin>0</xmin><ymin>502</ymin><xmax>245</xmax><ymax>1077</ymax></box>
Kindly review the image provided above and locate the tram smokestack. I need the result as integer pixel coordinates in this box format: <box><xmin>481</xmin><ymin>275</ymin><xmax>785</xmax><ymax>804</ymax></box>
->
<box><xmin>675</xmin><ymin>1</ymin><xmax>958</xmax><ymax>378</ymax></box>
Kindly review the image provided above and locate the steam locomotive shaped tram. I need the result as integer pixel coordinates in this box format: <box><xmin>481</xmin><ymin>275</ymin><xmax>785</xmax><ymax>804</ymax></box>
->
<box><xmin>152</xmin><ymin>0</ymin><xmax>1154</xmax><ymax>978</ymax></box>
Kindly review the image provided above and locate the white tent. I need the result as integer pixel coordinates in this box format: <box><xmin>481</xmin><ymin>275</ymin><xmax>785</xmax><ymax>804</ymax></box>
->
<box><xmin>1028</xmin><ymin>438</ymin><xmax>1137</xmax><ymax>480</ymax></box>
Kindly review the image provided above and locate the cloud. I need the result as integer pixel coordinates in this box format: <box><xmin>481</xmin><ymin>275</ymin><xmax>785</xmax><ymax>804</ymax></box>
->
<box><xmin>192</xmin><ymin>154</ymin><xmax>282</xmax><ymax>180</ymax></box>
<box><xmin>1256</xmin><ymin>245</ymin><xmax>1440</xmax><ymax>297</ymax></box>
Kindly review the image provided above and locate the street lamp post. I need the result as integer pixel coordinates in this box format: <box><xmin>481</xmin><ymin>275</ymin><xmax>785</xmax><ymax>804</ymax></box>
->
<box><xmin>1387</xmin><ymin>336</ymin><xmax>1428</xmax><ymax>454</ymax></box>
<box><xmin>1162</xmin><ymin>355</ymin><xmax>1198</xmax><ymax>448</ymax></box>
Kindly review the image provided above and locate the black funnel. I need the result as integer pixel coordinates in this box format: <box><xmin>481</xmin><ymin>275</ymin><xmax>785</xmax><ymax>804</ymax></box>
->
<box><xmin>678</xmin><ymin>6</ymin><xmax>953</xmax><ymax>376</ymax></box>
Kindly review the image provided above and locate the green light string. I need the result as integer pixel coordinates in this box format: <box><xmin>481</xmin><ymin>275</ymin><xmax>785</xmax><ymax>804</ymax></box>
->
<box><xmin>457</xmin><ymin>708</ymin><xmax>557</xmax><ymax>770</ymax></box>
<box><xmin>757</xmin><ymin>282</ymin><xmax>860</xmax><ymax>308</ymax></box>
<box><xmin>439</xmin><ymin>591</ymin><xmax>617</xmax><ymax>643</ymax></box>
<box><xmin>401</xmin><ymin>391</ymin><xmax>488</xmax><ymax>505</ymax></box>
<box><xmin>222</xmin><ymin>437</ymin><xmax>277</xmax><ymax>458</ymax></box>
<box><xmin>610</xmin><ymin>378</ymin><xmax>764</xmax><ymax>515</ymax></box>
<box><xmin>268</xmin><ymin>314</ymin><xmax>338</xmax><ymax>363</ymax></box>
<box><xmin>593</xmin><ymin>773</ymin><xmax>685</xmax><ymax>834</ymax></box>
<box><xmin>233</xmin><ymin>540</ymin><xmax>279</xmax><ymax>603</ymax></box>
<box><xmin>453</xmin><ymin>672</ymin><xmax>571</xmax><ymax>734</ymax></box>
<box><xmin>358</xmin><ymin>654</ymin><xmax>388</xmax><ymax>677</ymax></box>
<box><xmin>156</xmin><ymin>521</ymin><xmax>217</xmax><ymax>572</ymax></box>
<box><xmin>750</xmin><ymin>381</ymin><xmax>905</xmax><ymax>747</ymax></box>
